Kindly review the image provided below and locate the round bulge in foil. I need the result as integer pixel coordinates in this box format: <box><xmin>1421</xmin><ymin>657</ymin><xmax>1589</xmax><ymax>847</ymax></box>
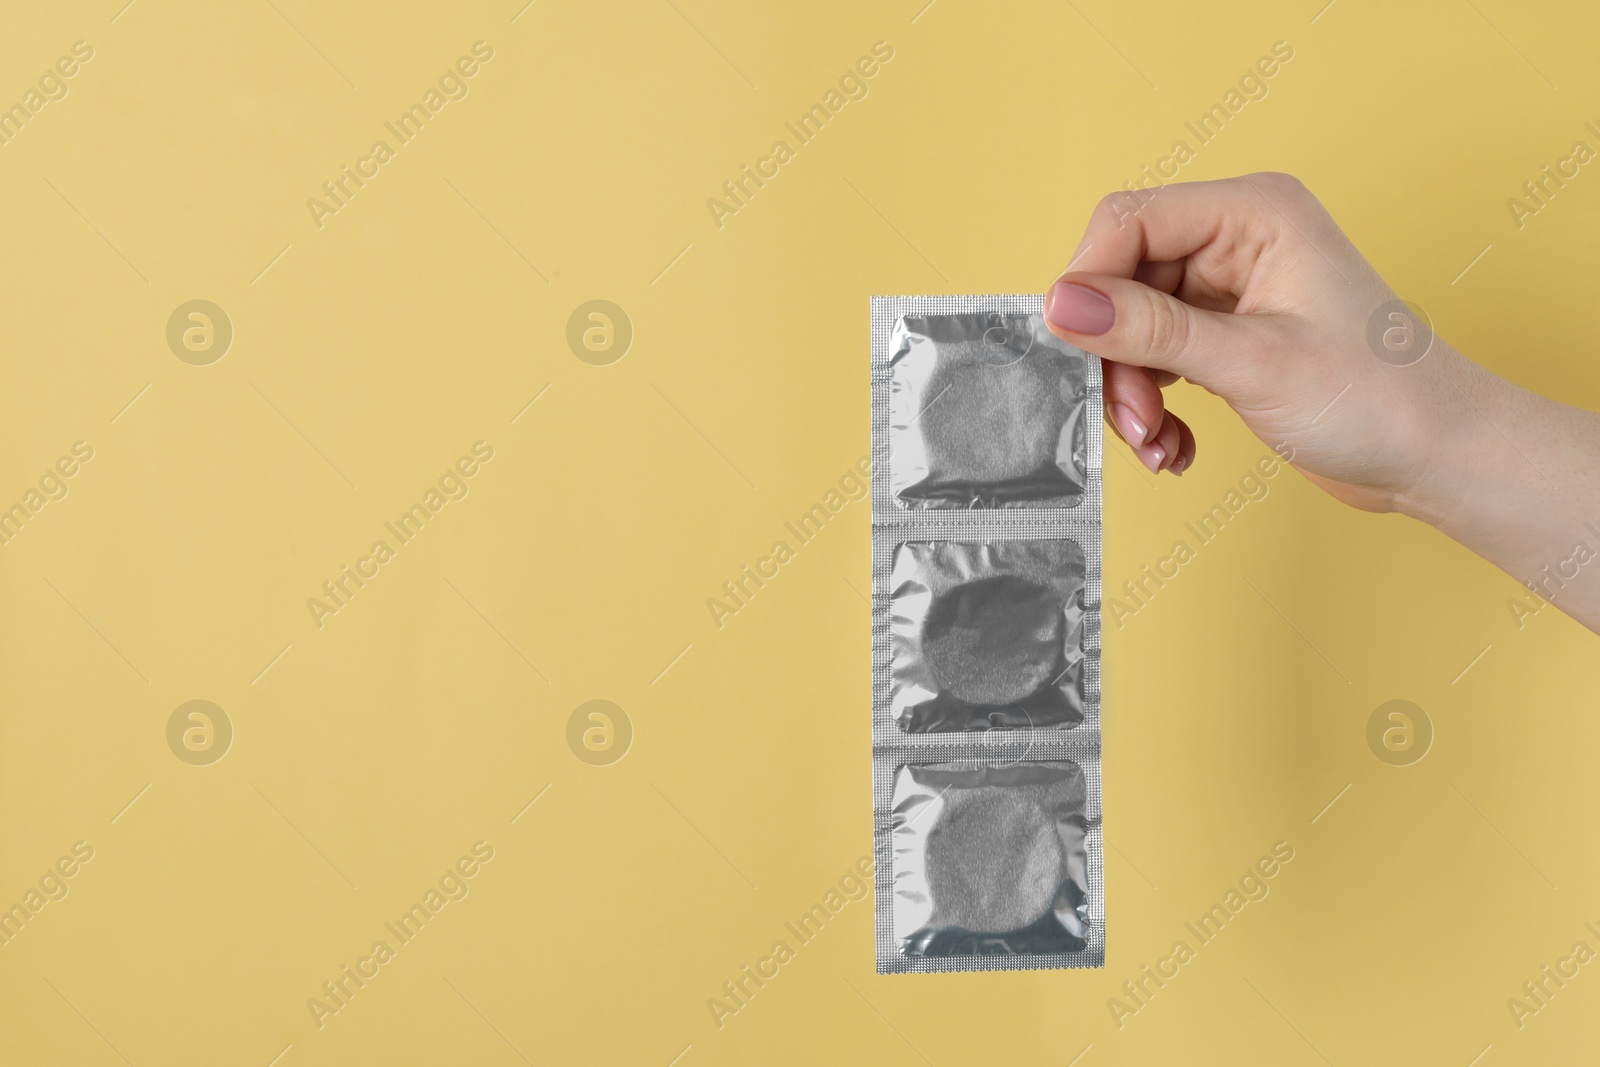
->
<box><xmin>889</xmin><ymin>312</ymin><xmax>1088</xmax><ymax>509</ymax></box>
<box><xmin>892</xmin><ymin>761</ymin><xmax>1090</xmax><ymax>958</ymax></box>
<box><xmin>921</xmin><ymin>574</ymin><xmax>1062</xmax><ymax>706</ymax></box>
<box><xmin>890</xmin><ymin>540</ymin><xmax>1086</xmax><ymax>732</ymax></box>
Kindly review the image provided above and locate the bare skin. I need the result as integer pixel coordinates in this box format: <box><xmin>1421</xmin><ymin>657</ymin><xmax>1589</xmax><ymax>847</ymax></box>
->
<box><xmin>1041</xmin><ymin>172</ymin><xmax>1600</xmax><ymax>634</ymax></box>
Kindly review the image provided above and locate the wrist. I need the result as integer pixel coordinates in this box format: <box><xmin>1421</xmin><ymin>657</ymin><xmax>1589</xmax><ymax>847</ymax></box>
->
<box><xmin>1392</xmin><ymin>344</ymin><xmax>1584</xmax><ymax>593</ymax></box>
<box><xmin>1388</xmin><ymin>344</ymin><xmax>1509</xmax><ymax>531</ymax></box>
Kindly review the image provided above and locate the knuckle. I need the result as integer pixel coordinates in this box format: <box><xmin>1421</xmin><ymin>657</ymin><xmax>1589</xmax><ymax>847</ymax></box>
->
<box><xmin>1092</xmin><ymin>190</ymin><xmax>1140</xmax><ymax>229</ymax></box>
<box><xmin>1138</xmin><ymin>292</ymin><xmax>1193</xmax><ymax>359</ymax></box>
<box><xmin>1255</xmin><ymin>170</ymin><xmax>1313</xmax><ymax>201</ymax></box>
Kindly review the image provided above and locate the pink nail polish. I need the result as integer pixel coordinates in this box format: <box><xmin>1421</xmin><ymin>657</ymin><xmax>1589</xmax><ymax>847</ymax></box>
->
<box><xmin>1109</xmin><ymin>403</ymin><xmax>1149</xmax><ymax>446</ymax></box>
<box><xmin>1045</xmin><ymin>282</ymin><xmax>1115</xmax><ymax>336</ymax></box>
<box><xmin>1139</xmin><ymin>445</ymin><xmax>1165</xmax><ymax>473</ymax></box>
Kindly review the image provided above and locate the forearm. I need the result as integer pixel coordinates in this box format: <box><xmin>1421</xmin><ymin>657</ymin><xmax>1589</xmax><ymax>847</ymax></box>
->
<box><xmin>1404</xmin><ymin>347</ymin><xmax>1600</xmax><ymax>632</ymax></box>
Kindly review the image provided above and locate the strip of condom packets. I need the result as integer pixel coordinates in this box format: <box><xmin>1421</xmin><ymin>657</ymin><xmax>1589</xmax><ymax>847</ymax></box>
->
<box><xmin>871</xmin><ymin>294</ymin><xmax>1105</xmax><ymax>974</ymax></box>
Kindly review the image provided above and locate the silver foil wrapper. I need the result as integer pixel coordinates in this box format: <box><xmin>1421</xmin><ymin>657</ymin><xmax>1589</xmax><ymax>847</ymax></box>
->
<box><xmin>892</xmin><ymin>761</ymin><xmax>1090</xmax><ymax>957</ymax></box>
<box><xmin>889</xmin><ymin>312</ymin><xmax>1088</xmax><ymax>509</ymax></box>
<box><xmin>872</xmin><ymin>295</ymin><xmax>1104</xmax><ymax>974</ymax></box>
<box><xmin>891</xmin><ymin>540</ymin><xmax>1086</xmax><ymax>732</ymax></box>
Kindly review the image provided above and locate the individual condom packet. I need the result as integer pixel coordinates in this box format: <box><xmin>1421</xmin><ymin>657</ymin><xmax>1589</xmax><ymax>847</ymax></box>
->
<box><xmin>891</xmin><ymin>539</ymin><xmax>1087</xmax><ymax>732</ymax></box>
<box><xmin>871</xmin><ymin>295</ymin><xmax>1104</xmax><ymax>973</ymax></box>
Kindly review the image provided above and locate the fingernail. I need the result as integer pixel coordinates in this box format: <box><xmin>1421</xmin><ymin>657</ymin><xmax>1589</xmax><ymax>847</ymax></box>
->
<box><xmin>1045</xmin><ymin>281</ymin><xmax>1115</xmax><ymax>336</ymax></box>
<box><xmin>1138</xmin><ymin>444</ymin><xmax>1166</xmax><ymax>473</ymax></box>
<box><xmin>1169</xmin><ymin>453</ymin><xmax>1187</xmax><ymax>476</ymax></box>
<box><xmin>1109</xmin><ymin>403</ymin><xmax>1149</xmax><ymax>446</ymax></box>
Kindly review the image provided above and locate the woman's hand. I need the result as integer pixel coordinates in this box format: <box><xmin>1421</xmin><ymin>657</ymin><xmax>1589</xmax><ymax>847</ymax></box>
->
<box><xmin>1042</xmin><ymin>172</ymin><xmax>1600</xmax><ymax>633</ymax></box>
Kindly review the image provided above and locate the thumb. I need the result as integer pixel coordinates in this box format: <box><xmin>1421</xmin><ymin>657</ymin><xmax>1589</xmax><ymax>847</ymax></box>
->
<box><xmin>1043</xmin><ymin>273</ymin><xmax>1265</xmax><ymax>389</ymax></box>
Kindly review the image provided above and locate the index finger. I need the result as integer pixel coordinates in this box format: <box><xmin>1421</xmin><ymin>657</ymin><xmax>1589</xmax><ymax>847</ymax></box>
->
<box><xmin>1062</xmin><ymin>173</ymin><xmax>1294</xmax><ymax>294</ymax></box>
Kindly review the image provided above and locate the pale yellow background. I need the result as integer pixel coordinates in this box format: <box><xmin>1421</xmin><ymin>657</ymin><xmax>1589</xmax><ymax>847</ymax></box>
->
<box><xmin>0</xmin><ymin>0</ymin><xmax>1597</xmax><ymax>1064</ymax></box>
